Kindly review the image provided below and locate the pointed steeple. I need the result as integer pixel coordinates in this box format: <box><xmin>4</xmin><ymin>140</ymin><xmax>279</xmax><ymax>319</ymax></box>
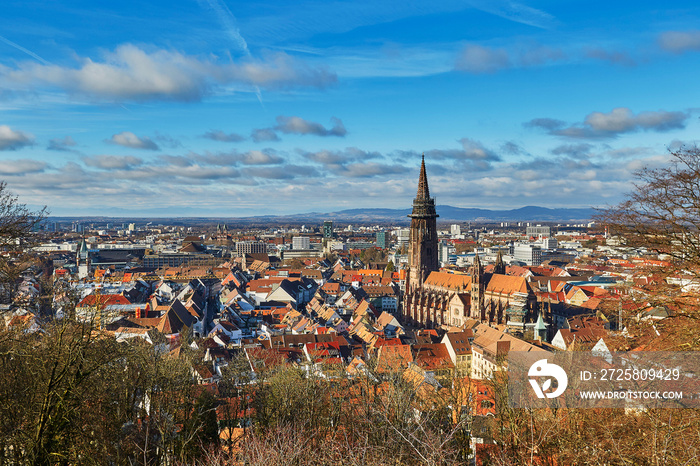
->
<box><xmin>409</xmin><ymin>154</ymin><xmax>437</xmax><ymax>219</ymax></box>
<box><xmin>534</xmin><ymin>311</ymin><xmax>547</xmax><ymax>331</ymax></box>
<box><xmin>473</xmin><ymin>251</ymin><xmax>482</xmax><ymax>272</ymax></box>
<box><xmin>534</xmin><ymin>311</ymin><xmax>548</xmax><ymax>341</ymax></box>
<box><xmin>406</xmin><ymin>154</ymin><xmax>439</xmax><ymax>296</ymax></box>
<box><xmin>416</xmin><ymin>154</ymin><xmax>430</xmax><ymax>200</ymax></box>
<box><xmin>78</xmin><ymin>237</ymin><xmax>88</xmax><ymax>260</ymax></box>
<box><xmin>494</xmin><ymin>249</ymin><xmax>505</xmax><ymax>275</ymax></box>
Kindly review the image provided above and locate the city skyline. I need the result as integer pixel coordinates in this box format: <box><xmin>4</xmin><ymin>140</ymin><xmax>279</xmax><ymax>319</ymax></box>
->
<box><xmin>1</xmin><ymin>0</ymin><xmax>699</xmax><ymax>216</ymax></box>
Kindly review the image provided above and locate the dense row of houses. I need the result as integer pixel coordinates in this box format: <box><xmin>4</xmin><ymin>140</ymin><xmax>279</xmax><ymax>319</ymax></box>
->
<box><xmin>4</xmin><ymin>198</ymin><xmax>685</xmax><ymax>463</ymax></box>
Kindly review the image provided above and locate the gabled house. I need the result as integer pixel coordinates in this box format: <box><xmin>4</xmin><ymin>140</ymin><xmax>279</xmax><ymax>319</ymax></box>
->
<box><xmin>303</xmin><ymin>341</ymin><xmax>348</xmax><ymax>377</ymax></box>
<box><xmin>441</xmin><ymin>331</ymin><xmax>472</xmax><ymax>377</ymax></box>
<box><xmin>364</xmin><ymin>284</ymin><xmax>400</xmax><ymax>313</ymax></box>
<box><xmin>470</xmin><ymin>323</ymin><xmax>549</xmax><ymax>380</ymax></box>
<box><xmin>209</xmin><ymin>320</ymin><xmax>242</xmax><ymax>344</ymax></box>
<box><xmin>266</xmin><ymin>277</ymin><xmax>318</xmax><ymax>308</ymax></box>
<box><xmin>412</xmin><ymin>343</ymin><xmax>455</xmax><ymax>381</ymax></box>
<box><xmin>220</xmin><ymin>288</ymin><xmax>255</xmax><ymax>311</ymax></box>
<box><xmin>204</xmin><ymin>347</ymin><xmax>239</xmax><ymax>377</ymax></box>
<box><xmin>375</xmin><ymin>311</ymin><xmax>404</xmax><ymax>337</ymax></box>
<box><xmin>157</xmin><ymin>300</ymin><xmax>196</xmax><ymax>341</ymax></box>
<box><xmin>375</xmin><ymin>343</ymin><xmax>413</xmax><ymax>373</ymax></box>
<box><xmin>551</xmin><ymin>315</ymin><xmax>609</xmax><ymax>350</ymax></box>
<box><xmin>319</xmin><ymin>282</ymin><xmax>341</xmax><ymax>304</ymax></box>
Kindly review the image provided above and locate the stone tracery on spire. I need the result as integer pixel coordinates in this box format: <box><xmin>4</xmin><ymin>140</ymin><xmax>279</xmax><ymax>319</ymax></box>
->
<box><xmin>416</xmin><ymin>154</ymin><xmax>430</xmax><ymax>200</ymax></box>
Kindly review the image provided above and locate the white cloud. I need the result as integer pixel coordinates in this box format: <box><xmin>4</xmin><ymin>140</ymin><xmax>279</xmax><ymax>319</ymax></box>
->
<box><xmin>604</xmin><ymin>146</ymin><xmax>652</xmax><ymax>158</ymax></box>
<box><xmin>107</xmin><ymin>131</ymin><xmax>159</xmax><ymax>150</ymax></box>
<box><xmin>202</xmin><ymin>130</ymin><xmax>246</xmax><ymax>142</ymax></box>
<box><xmin>455</xmin><ymin>43</ymin><xmax>564</xmax><ymax>73</ymax></box>
<box><xmin>0</xmin><ymin>158</ymin><xmax>45</xmax><ymax>174</ymax></box>
<box><xmin>585</xmin><ymin>48</ymin><xmax>635</xmax><ymax>66</ymax></box>
<box><xmin>455</xmin><ymin>45</ymin><xmax>510</xmax><ymax>73</ymax></box>
<box><xmin>191</xmin><ymin>149</ymin><xmax>284</xmax><ymax>166</ymax></box>
<box><xmin>414</xmin><ymin>139</ymin><xmax>501</xmax><ymax>172</ymax></box>
<box><xmin>585</xmin><ymin>107</ymin><xmax>687</xmax><ymax>133</ymax></box>
<box><xmin>337</xmin><ymin>162</ymin><xmax>408</xmax><ymax>178</ymax></box>
<box><xmin>275</xmin><ymin>116</ymin><xmax>347</xmax><ymax>137</ymax></box>
<box><xmin>0</xmin><ymin>125</ymin><xmax>34</xmax><ymax>150</ymax></box>
<box><xmin>302</xmin><ymin>147</ymin><xmax>383</xmax><ymax>172</ymax></box>
<box><xmin>300</xmin><ymin>147</ymin><xmax>407</xmax><ymax>178</ymax></box>
<box><xmin>251</xmin><ymin>128</ymin><xmax>280</xmax><ymax>143</ymax></box>
<box><xmin>241</xmin><ymin>165</ymin><xmax>318</xmax><ymax>180</ymax></box>
<box><xmin>457</xmin><ymin>138</ymin><xmax>501</xmax><ymax>161</ymax></box>
<box><xmin>658</xmin><ymin>30</ymin><xmax>700</xmax><ymax>54</ymax></box>
<box><xmin>0</xmin><ymin>44</ymin><xmax>336</xmax><ymax>102</ymax></box>
<box><xmin>240</xmin><ymin>150</ymin><xmax>284</xmax><ymax>165</ymax></box>
<box><xmin>550</xmin><ymin>143</ymin><xmax>593</xmax><ymax>157</ymax></box>
<box><xmin>83</xmin><ymin>155</ymin><xmax>144</xmax><ymax>170</ymax></box>
<box><xmin>47</xmin><ymin>135</ymin><xmax>77</xmax><ymax>151</ymax></box>
<box><xmin>526</xmin><ymin>107</ymin><xmax>690</xmax><ymax>139</ymax></box>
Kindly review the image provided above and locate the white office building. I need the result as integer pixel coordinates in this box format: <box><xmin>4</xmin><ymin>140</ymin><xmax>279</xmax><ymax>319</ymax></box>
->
<box><xmin>513</xmin><ymin>243</ymin><xmax>542</xmax><ymax>266</ymax></box>
<box><xmin>541</xmin><ymin>237</ymin><xmax>558</xmax><ymax>250</ymax></box>
<box><xmin>526</xmin><ymin>225</ymin><xmax>551</xmax><ymax>238</ymax></box>
<box><xmin>292</xmin><ymin>236</ymin><xmax>310</xmax><ymax>250</ymax></box>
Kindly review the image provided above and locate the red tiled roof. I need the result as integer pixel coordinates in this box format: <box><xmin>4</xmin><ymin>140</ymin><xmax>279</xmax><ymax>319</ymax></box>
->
<box><xmin>78</xmin><ymin>294</ymin><xmax>131</xmax><ymax>307</ymax></box>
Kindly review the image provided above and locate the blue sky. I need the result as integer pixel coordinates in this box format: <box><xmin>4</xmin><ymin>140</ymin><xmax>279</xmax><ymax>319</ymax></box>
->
<box><xmin>1</xmin><ymin>0</ymin><xmax>699</xmax><ymax>216</ymax></box>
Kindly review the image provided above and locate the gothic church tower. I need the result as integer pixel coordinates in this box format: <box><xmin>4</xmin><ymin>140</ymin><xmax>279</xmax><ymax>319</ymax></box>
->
<box><xmin>408</xmin><ymin>155</ymin><xmax>439</xmax><ymax>292</ymax></box>
<box><xmin>494</xmin><ymin>249</ymin><xmax>506</xmax><ymax>275</ymax></box>
<box><xmin>471</xmin><ymin>252</ymin><xmax>484</xmax><ymax>319</ymax></box>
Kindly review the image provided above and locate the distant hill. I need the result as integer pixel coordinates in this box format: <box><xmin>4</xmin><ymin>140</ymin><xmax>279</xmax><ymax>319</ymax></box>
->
<box><xmin>300</xmin><ymin>205</ymin><xmax>595</xmax><ymax>222</ymax></box>
<box><xmin>48</xmin><ymin>205</ymin><xmax>596</xmax><ymax>225</ymax></box>
<box><xmin>243</xmin><ymin>205</ymin><xmax>596</xmax><ymax>223</ymax></box>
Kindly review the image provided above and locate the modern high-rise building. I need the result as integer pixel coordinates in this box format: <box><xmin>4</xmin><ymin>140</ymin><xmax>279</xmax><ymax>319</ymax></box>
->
<box><xmin>376</xmin><ymin>230</ymin><xmax>390</xmax><ymax>249</ymax></box>
<box><xmin>396</xmin><ymin>229</ymin><xmax>410</xmax><ymax>248</ymax></box>
<box><xmin>323</xmin><ymin>221</ymin><xmax>334</xmax><ymax>239</ymax></box>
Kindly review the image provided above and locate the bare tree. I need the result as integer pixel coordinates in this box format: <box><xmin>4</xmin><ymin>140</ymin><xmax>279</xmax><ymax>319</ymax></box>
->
<box><xmin>0</xmin><ymin>182</ymin><xmax>47</xmax><ymax>305</ymax></box>
<box><xmin>594</xmin><ymin>146</ymin><xmax>700</xmax><ymax>347</ymax></box>
<box><xmin>597</xmin><ymin>146</ymin><xmax>700</xmax><ymax>274</ymax></box>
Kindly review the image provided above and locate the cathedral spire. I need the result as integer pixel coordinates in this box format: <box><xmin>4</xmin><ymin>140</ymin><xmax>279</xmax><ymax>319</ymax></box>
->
<box><xmin>406</xmin><ymin>155</ymin><xmax>439</xmax><ymax>297</ymax></box>
<box><xmin>494</xmin><ymin>249</ymin><xmax>506</xmax><ymax>275</ymax></box>
<box><xmin>473</xmin><ymin>250</ymin><xmax>483</xmax><ymax>276</ymax></box>
<box><xmin>409</xmin><ymin>154</ymin><xmax>437</xmax><ymax>219</ymax></box>
<box><xmin>416</xmin><ymin>153</ymin><xmax>430</xmax><ymax>200</ymax></box>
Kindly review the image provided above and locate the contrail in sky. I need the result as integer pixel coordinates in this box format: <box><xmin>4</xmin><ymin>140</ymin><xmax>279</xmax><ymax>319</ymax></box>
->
<box><xmin>200</xmin><ymin>0</ymin><xmax>264</xmax><ymax>106</ymax></box>
<box><xmin>0</xmin><ymin>34</ymin><xmax>51</xmax><ymax>65</ymax></box>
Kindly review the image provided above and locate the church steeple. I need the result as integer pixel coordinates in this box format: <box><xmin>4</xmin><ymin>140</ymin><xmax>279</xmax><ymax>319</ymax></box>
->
<box><xmin>407</xmin><ymin>155</ymin><xmax>439</xmax><ymax>293</ymax></box>
<box><xmin>409</xmin><ymin>154</ymin><xmax>437</xmax><ymax>219</ymax></box>
<box><xmin>494</xmin><ymin>249</ymin><xmax>506</xmax><ymax>275</ymax></box>
<box><xmin>471</xmin><ymin>250</ymin><xmax>485</xmax><ymax>319</ymax></box>
<box><xmin>416</xmin><ymin>154</ymin><xmax>430</xmax><ymax>200</ymax></box>
<box><xmin>473</xmin><ymin>250</ymin><xmax>483</xmax><ymax>276</ymax></box>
